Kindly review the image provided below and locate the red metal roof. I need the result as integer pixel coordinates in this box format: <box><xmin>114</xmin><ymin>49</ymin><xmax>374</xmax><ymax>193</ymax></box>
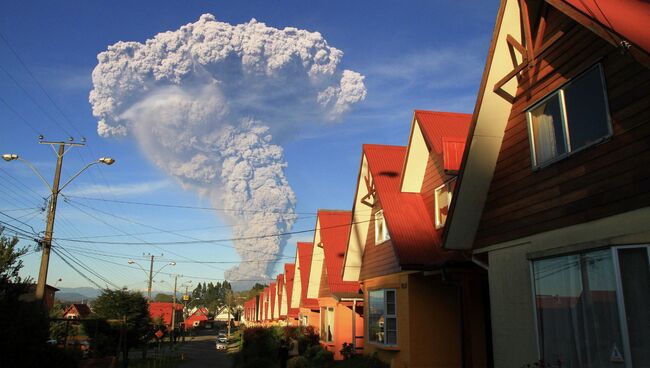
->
<box><xmin>442</xmin><ymin>137</ymin><xmax>467</xmax><ymax>172</ymax></box>
<box><xmin>317</xmin><ymin>210</ymin><xmax>361</xmax><ymax>297</ymax></box>
<box><xmin>284</xmin><ymin>263</ymin><xmax>299</xmax><ymax>318</ymax></box>
<box><xmin>262</xmin><ymin>287</ymin><xmax>269</xmax><ymax>320</ymax></box>
<box><xmin>297</xmin><ymin>242</ymin><xmax>319</xmax><ymax>309</ymax></box>
<box><xmin>364</xmin><ymin>144</ymin><xmax>464</xmax><ymax>267</ymax></box>
<box><xmin>562</xmin><ymin>0</ymin><xmax>650</xmax><ymax>53</ymax></box>
<box><xmin>276</xmin><ymin>274</ymin><xmax>286</xmax><ymax>318</ymax></box>
<box><xmin>269</xmin><ymin>282</ymin><xmax>276</xmax><ymax>320</ymax></box>
<box><xmin>63</xmin><ymin>303</ymin><xmax>92</xmax><ymax>319</ymax></box>
<box><xmin>414</xmin><ymin>110</ymin><xmax>471</xmax><ymax>155</ymax></box>
<box><xmin>148</xmin><ymin>302</ymin><xmax>183</xmax><ymax>326</ymax></box>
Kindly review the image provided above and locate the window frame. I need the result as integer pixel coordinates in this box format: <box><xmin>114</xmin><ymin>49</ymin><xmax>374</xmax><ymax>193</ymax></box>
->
<box><xmin>367</xmin><ymin>288</ymin><xmax>398</xmax><ymax>347</ymax></box>
<box><xmin>374</xmin><ymin>209</ymin><xmax>390</xmax><ymax>244</ymax></box>
<box><xmin>434</xmin><ymin>178</ymin><xmax>456</xmax><ymax>229</ymax></box>
<box><xmin>320</xmin><ymin>306</ymin><xmax>335</xmax><ymax>343</ymax></box>
<box><xmin>526</xmin><ymin>63</ymin><xmax>613</xmax><ymax>169</ymax></box>
<box><xmin>529</xmin><ymin>245</ymin><xmax>650</xmax><ymax>368</ymax></box>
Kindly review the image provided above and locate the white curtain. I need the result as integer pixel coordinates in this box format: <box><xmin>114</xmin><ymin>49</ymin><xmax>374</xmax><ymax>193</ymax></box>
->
<box><xmin>535</xmin><ymin>113</ymin><xmax>557</xmax><ymax>164</ymax></box>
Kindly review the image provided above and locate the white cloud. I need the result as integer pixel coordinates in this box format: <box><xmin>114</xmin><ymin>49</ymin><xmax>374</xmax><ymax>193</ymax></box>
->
<box><xmin>68</xmin><ymin>179</ymin><xmax>171</xmax><ymax>197</ymax></box>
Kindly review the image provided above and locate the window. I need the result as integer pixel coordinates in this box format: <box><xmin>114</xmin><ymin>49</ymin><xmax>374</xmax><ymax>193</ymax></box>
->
<box><xmin>374</xmin><ymin>209</ymin><xmax>390</xmax><ymax>243</ymax></box>
<box><xmin>527</xmin><ymin>64</ymin><xmax>611</xmax><ymax>168</ymax></box>
<box><xmin>368</xmin><ymin>289</ymin><xmax>397</xmax><ymax>346</ymax></box>
<box><xmin>320</xmin><ymin>307</ymin><xmax>334</xmax><ymax>342</ymax></box>
<box><xmin>531</xmin><ymin>246</ymin><xmax>650</xmax><ymax>367</ymax></box>
<box><xmin>434</xmin><ymin>178</ymin><xmax>456</xmax><ymax>229</ymax></box>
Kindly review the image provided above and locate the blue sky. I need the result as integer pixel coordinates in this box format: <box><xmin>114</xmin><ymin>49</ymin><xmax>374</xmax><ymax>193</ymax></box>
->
<box><xmin>0</xmin><ymin>0</ymin><xmax>497</xmax><ymax>291</ymax></box>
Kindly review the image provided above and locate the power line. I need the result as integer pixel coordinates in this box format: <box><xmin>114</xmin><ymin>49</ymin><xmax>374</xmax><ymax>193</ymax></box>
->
<box><xmin>65</xmin><ymin>194</ymin><xmax>314</xmax><ymax>215</ymax></box>
<box><xmin>0</xmin><ymin>30</ymin><xmax>80</xmax><ymax>137</ymax></box>
<box><xmin>54</xmin><ymin>216</ymin><xmax>369</xmax><ymax>246</ymax></box>
<box><xmin>0</xmin><ymin>95</ymin><xmax>41</xmax><ymax>134</ymax></box>
<box><xmin>0</xmin><ymin>210</ymin><xmax>40</xmax><ymax>235</ymax></box>
<box><xmin>60</xmin><ymin>197</ymin><xmax>232</xmax><ymax>274</ymax></box>
<box><xmin>55</xmin><ymin>243</ymin><xmax>121</xmax><ymax>289</ymax></box>
<box><xmin>52</xmin><ymin>247</ymin><xmax>104</xmax><ymax>289</ymax></box>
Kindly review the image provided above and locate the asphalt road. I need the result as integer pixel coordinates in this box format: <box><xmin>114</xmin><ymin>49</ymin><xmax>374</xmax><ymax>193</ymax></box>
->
<box><xmin>177</xmin><ymin>330</ymin><xmax>235</xmax><ymax>368</ymax></box>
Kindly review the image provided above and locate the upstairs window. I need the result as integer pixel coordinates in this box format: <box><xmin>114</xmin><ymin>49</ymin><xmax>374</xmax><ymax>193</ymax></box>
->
<box><xmin>434</xmin><ymin>178</ymin><xmax>456</xmax><ymax>229</ymax></box>
<box><xmin>527</xmin><ymin>64</ymin><xmax>611</xmax><ymax>168</ymax></box>
<box><xmin>374</xmin><ymin>209</ymin><xmax>390</xmax><ymax>244</ymax></box>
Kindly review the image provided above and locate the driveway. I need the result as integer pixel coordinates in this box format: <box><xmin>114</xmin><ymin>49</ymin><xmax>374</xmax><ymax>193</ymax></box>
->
<box><xmin>177</xmin><ymin>329</ymin><xmax>235</xmax><ymax>368</ymax></box>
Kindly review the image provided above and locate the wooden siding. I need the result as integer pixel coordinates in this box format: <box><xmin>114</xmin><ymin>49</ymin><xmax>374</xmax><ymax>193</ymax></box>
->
<box><xmin>359</xmin><ymin>202</ymin><xmax>401</xmax><ymax>280</ymax></box>
<box><xmin>475</xmin><ymin>7</ymin><xmax>650</xmax><ymax>248</ymax></box>
<box><xmin>318</xmin><ymin>261</ymin><xmax>331</xmax><ymax>298</ymax></box>
<box><xmin>421</xmin><ymin>150</ymin><xmax>456</xmax><ymax>234</ymax></box>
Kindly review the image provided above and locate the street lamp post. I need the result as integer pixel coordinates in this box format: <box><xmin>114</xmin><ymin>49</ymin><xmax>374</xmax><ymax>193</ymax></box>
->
<box><xmin>2</xmin><ymin>141</ymin><xmax>115</xmax><ymax>302</ymax></box>
<box><xmin>128</xmin><ymin>257</ymin><xmax>175</xmax><ymax>300</ymax></box>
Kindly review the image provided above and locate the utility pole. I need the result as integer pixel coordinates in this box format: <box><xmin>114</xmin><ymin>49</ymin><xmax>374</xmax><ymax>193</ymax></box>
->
<box><xmin>128</xmin><ymin>255</ymin><xmax>175</xmax><ymax>300</ymax></box>
<box><xmin>35</xmin><ymin>143</ymin><xmax>65</xmax><ymax>301</ymax></box>
<box><xmin>3</xmin><ymin>140</ymin><xmax>115</xmax><ymax>303</ymax></box>
<box><xmin>171</xmin><ymin>275</ymin><xmax>178</xmax><ymax>343</ymax></box>
<box><xmin>148</xmin><ymin>255</ymin><xmax>154</xmax><ymax>300</ymax></box>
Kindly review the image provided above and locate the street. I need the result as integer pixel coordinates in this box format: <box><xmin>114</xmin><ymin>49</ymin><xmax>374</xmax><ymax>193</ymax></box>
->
<box><xmin>177</xmin><ymin>329</ymin><xmax>235</xmax><ymax>368</ymax></box>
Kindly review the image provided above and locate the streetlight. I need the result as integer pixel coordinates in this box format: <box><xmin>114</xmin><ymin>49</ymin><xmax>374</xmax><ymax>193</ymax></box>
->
<box><xmin>2</xmin><ymin>141</ymin><xmax>115</xmax><ymax>303</ymax></box>
<box><xmin>128</xmin><ymin>257</ymin><xmax>175</xmax><ymax>300</ymax></box>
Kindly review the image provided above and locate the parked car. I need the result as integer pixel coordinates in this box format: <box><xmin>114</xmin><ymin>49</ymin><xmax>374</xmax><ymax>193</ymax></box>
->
<box><xmin>215</xmin><ymin>340</ymin><xmax>227</xmax><ymax>350</ymax></box>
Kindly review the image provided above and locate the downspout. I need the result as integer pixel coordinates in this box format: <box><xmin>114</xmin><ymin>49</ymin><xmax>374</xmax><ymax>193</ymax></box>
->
<box><xmin>442</xmin><ymin>266</ymin><xmax>468</xmax><ymax>368</ymax></box>
<box><xmin>352</xmin><ymin>299</ymin><xmax>357</xmax><ymax>352</ymax></box>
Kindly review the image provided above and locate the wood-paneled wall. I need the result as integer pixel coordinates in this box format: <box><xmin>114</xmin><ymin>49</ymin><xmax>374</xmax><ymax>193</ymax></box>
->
<box><xmin>359</xmin><ymin>202</ymin><xmax>401</xmax><ymax>280</ymax></box>
<box><xmin>475</xmin><ymin>7</ymin><xmax>650</xmax><ymax>248</ymax></box>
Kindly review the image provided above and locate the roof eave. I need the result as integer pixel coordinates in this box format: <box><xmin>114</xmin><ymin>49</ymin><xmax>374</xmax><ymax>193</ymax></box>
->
<box><xmin>442</xmin><ymin>0</ymin><xmax>520</xmax><ymax>251</ymax></box>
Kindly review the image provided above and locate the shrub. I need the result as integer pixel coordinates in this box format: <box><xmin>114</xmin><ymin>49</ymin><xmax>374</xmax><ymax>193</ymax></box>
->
<box><xmin>242</xmin><ymin>327</ymin><xmax>279</xmax><ymax>366</ymax></box>
<box><xmin>334</xmin><ymin>353</ymin><xmax>389</xmax><ymax>368</ymax></box>
<box><xmin>302</xmin><ymin>345</ymin><xmax>333</xmax><ymax>368</ymax></box>
<box><xmin>339</xmin><ymin>342</ymin><xmax>354</xmax><ymax>360</ymax></box>
<box><xmin>287</xmin><ymin>356</ymin><xmax>310</xmax><ymax>368</ymax></box>
<box><xmin>243</xmin><ymin>356</ymin><xmax>276</xmax><ymax>368</ymax></box>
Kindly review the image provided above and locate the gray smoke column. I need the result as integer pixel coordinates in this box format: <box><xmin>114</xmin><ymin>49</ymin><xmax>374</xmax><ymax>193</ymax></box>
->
<box><xmin>89</xmin><ymin>14</ymin><xmax>366</xmax><ymax>284</ymax></box>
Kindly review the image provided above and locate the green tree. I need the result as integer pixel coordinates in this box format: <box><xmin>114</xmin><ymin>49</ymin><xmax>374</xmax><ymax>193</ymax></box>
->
<box><xmin>153</xmin><ymin>293</ymin><xmax>173</xmax><ymax>302</ymax></box>
<box><xmin>0</xmin><ymin>230</ymin><xmax>76</xmax><ymax>367</ymax></box>
<box><xmin>90</xmin><ymin>289</ymin><xmax>152</xmax><ymax>360</ymax></box>
<box><xmin>49</xmin><ymin>300</ymin><xmax>68</xmax><ymax>341</ymax></box>
<box><xmin>0</xmin><ymin>230</ymin><xmax>27</xmax><ymax>284</ymax></box>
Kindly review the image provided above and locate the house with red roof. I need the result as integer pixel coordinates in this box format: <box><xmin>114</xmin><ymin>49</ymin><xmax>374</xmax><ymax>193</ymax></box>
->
<box><xmin>441</xmin><ymin>0</ymin><xmax>650</xmax><ymax>366</ymax></box>
<box><xmin>269</xmin><ymin>282</ymin><xmax>277</xmax><ymax>322</ymax></box>
<box><xmin>62</xmin><ymin>303</ymin><xmax>92</xmax><ymax>319</ymax></box>
<box><xmin>283</xmin><ymin>263</ymin><xmax>300</xmax><ymax>325</ymax></box>
<box><xmin>304</xmin><ymin>210</ymin><xmax>364</xmax><ymax>360</ymax></box>
<box><xmin>184</xmin><ymin>307</ymin><xmax>209</xmax><ymax>329</ymax></box>
<box><xmin>274</xmin><ymin>275</ymin><xmax>284</xmax><ymax>321</ymax></box>
<box><xmin>341</xmin><ymin>111</ymin><xmax>491</xmax><ymax>367</ymax></box>
<box><xmin>289</xmin><ymin>241</ymin><xmax>320</xmax><ymax>332</ymax></box>
<box><xmin>149</xmin><ymin>302</ymin><xmax>183</xmax><ymax>330</ymax></box>
<box><xmin>261</xmin><ymin>287</ymin><xmax>270</xmax><ymax>323</ymax></box>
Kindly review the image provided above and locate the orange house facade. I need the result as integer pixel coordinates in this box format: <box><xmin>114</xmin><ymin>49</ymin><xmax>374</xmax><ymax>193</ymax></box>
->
<box><xmin>303</xmin><ymin>210</ymin><xmax>364</xmax><ymax>360</ymax></box>
<box><xmin>290</xmin><ymin>241</ymin><xmax>320</xmax><ymax>332</ymax></box>
<box><xmin>342</xmin><ymin>111</ymin><xmax>492</xmax><ymax>368</ymax></box>
<box><xmin>443</xmin><ymin>1</ymin><xmax>650</xmax><ymax>367</ymax></box>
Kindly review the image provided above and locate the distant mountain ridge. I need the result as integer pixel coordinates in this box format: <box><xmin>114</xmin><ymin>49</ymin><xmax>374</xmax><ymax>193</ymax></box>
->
<box><xmin>55</xmin><ymin>287</ymin><xmax>176</xmax><ymax>302</ymax></box>
<box><xmin>56</xmin><ymin>287</ymin><xmax>102</xmax><ymax>302</ymax></box>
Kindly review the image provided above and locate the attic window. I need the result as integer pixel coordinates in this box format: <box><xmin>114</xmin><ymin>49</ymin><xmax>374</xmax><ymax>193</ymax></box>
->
<box><xmin>374</xmin><ymin>209</ymin><xmax>390</xmax><ymax>244</ymax></box>
<box><xmin>527</xmin><ymin>64</ymin><xmax>612</xmax><ymax>168</ymax></box>
<box><xmin>434</xmin><ymin>178</ymin><xmax>456</xmax><ymax>229</ymax></box>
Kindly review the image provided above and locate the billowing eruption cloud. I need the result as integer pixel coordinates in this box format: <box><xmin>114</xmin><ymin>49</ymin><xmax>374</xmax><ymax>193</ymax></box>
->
<box><xmin>89</xmin><ymin>14</ymin><xmax>366</xmax><ymax>284</ymax></box>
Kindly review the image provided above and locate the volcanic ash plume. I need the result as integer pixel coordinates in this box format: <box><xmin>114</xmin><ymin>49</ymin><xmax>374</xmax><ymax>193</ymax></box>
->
<box><xmin>89</xmin><ymin>14</ymin><xmax>366</xmax><ymax>283</ymax></box>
